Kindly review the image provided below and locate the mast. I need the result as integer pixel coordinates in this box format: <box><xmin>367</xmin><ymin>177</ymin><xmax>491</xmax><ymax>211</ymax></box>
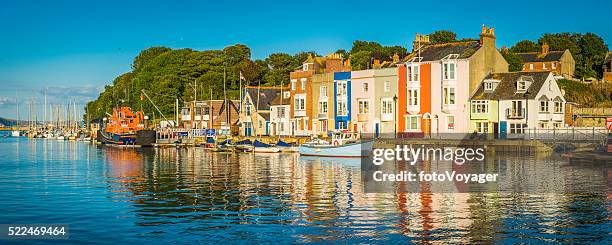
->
<box><xmin>209</xmin><ymin>87</ymin><xmax>213</xmax><ymax>129</ymax></box>
<box><xmin>223</xmin><ymin>67</ymin><xmax>228</xmax><ymax>127</ymax></box>
<box><xmin>44</xmin><ymin>89</ymin><xmax>47</xmax><ymax>127</ymax></box>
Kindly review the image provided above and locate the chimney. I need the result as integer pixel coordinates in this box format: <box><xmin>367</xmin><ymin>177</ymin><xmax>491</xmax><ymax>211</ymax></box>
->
<box><xmin>479</xmin><ymin>25</ymin><xmax>496</xmax><ymax>47</ymax></box>
<box><xmin>344</xmin><ymin>58</ymin><xmax>351</xmax><ymax>70</ymax></box>
<box><xmin>412</xmin><ymin>34</ymin><xmax>430</xmax><ymax>52</ymax></box>
<box><xmin>325</xmin><ymin>53</ymin><xmax>344</xmax><ymax>73</ymax></box>
<box><xmin>541</xmin><ymin>43</ymin><xmax>549</xmax><ymax>54</ymax></box>
<box><xmin>393</xmin><ymin>53</ymin><xmax>399</xmax><ymax>63</ymax></box>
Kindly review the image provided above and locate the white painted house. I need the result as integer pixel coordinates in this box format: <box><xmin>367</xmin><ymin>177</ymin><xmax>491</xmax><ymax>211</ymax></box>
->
<box><xmin>471</xmin><ymin>71</ymin><xmax>566</xmax><ymax>137</ymax></box>
<box><xmin>269</xmin><ymin>90</ymin><xmax>291</xmax><ymax>136</ymax></box>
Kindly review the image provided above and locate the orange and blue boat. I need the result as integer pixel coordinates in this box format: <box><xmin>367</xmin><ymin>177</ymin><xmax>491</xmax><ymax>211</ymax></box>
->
<box><xmin>97</xmin><ymin>107</ymin><xmax>155</xmax><ymax>147</ymax></box>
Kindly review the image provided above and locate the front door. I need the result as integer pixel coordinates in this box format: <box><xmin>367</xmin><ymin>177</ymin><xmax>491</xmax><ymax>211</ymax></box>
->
<box><xmin>493</xmin><ymin>122</ymin><xmax>499</xmax><ymax>139</ymax></box>
<box><xmin>375</xmin><ymin>123</ymin><xmax>380</xmax><ymax>138</ymax></box>
<box><xmin>499</xmin><ymin>121</ymin><xmax>507</xmax><ymax>139</ymax></box>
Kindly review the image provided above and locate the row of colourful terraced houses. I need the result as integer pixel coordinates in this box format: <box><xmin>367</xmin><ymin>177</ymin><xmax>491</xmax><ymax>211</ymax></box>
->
<box><xmin>234</xmin><ymin>26</ymin><xmax>568</xmax><ymax>138</ymax></box>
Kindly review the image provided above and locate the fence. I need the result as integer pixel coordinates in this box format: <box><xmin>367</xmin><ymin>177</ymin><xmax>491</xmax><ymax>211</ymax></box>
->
<box><xmin>518</xmin><ymin>127</ymin><xmax>609</xmax><ymax>142</ymax></box>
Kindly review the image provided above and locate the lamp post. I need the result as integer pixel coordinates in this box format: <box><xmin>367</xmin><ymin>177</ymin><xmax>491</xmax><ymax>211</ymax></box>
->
<box><xmin>393</xmin><ymin>94</ymin><xmax>398</xmax><ymax>139</ymax></box>
<box><xmin>524</xmin><ymin>90</ymin><xmax>530</xmax><ymax>134</ymax></box>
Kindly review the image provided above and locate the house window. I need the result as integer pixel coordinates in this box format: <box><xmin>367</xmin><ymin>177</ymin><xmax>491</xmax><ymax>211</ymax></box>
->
<box><xmin>294</xmin><ymin>96</ymin><xmax>305</xmax><ymax>111</ymax></box>
<box><xmin>471</xmin><ymin>100</ymin><xmax>489</xmax><ymax>114</ymax></box>
<box><xmin>405</xmin><ymin>115</ymin><xmax>421</xmax><ymax>131</ymax></box>
<box><xmin>283</xmin><ymin>91</ymin><xmax>290</xmax><ymax>99</ymax></box>
<box><xmin>511</xmin><ymin>100</ymin><xmax>524</xmax><ymax>117</ymax></box>
<box><xmin>552</xmin><ymin>62</ymin><xmax>557</xmax><ymax>69</ymax></box>
<box><xmin>278</xmin><ymin>122</ymin><xmax>284</xmax><ymax>132</ymax></box>
<box><xmin>337</xmin><ymin>81</ymin><xmax>347</xmax><ymax>96</ymax></box>
<box><xmin>539</xmin><ymin>121</ymin><xmax>548</xmax><ymax>128</ymax></box>
<box><xmin>381</xmin><ymin>98</ymin><xmax>393</xmax><ymax>115</ymax></box>
<box><xmin>543</xmin><ymin>63</ymin><xmax>547</xmax><ymax>69</ymax></box>
<box><xmin>320</xmin><ymin>86</ymin><xmax>327</xmax><ymax>97</ymax></box>
<box><xmin>408</xmin><ymin>89</ymin><xmax>419</xmax><ymax>106</ymax></box>
<box><xmin>303</xmin><ymin>63</ymin><xmax>309</xmax><ymax>71</ymax></box>
<box><xmin>484</xmin><ymin>82</ymin><xmax>493</xmax><ymax>90</ymax></box>
<box><xmin>338</xmin><ymin>121</ymin><xmax>347</xmax><ymax>130</ymax></box>
<box><xmin>510</xmin><ymin>123</ymin><xmax>525</xmax><ymax>134</ymax></box>
<box><xmin>358</xmin><ymin>100</ymin><xmax>370</xmax><ymax>114</ymax></box>
<box><xmin>337</xmin><ymin>100</ymin><xmax>348</xmax><ymax>116</ymax></box>
<box><xmin>476</xmin><ymin>122</ymin><xmax>488</xmax><ymax>133</ymax></box>
<box><xmin>384</xmin><ymin>81</ymin><xmax>391</xmax><ymax>92</ymax></box>
<box><xmin>407</xmin><ymin>64</ymin><xmax>419</xmax><ymax>82</ymax></box>
<box><xmin>554</xmin><ymin>101</ymin><xmax>563</xmax><ymax>113</ymax></box>
<box><xmin>443</xmin><ymin>87</ymin><xmax>456</xmax><ymax>105</ymax></box>
<box><xmin>291</xmin><ymin>79</ymin><xmax>297</xmax><ymax>90</ymax></box>
<box><xmin>553</xmin><ymin>122</ymin><xmax>562</xmax><ymax>128</ymax></box>
<box><xmin>363</xmin><ymin>83</ymin><xmax>369</xmax><ymax>92</ymax></box>
<box><xmin>517</xmin><ymin>80</ymin><xmax>527</xmax><ymax>91</ymax></box>
<box><xmin>529</xmin><ymin>64</ymin><xmax>534</xmax><ymax>70</ymax></box>
<box><xmin>245</xmin><ymin>103</ymin><xmax>252</xmax><ymax>116</ymax></box>
<box><xmin>318</xmin><ymin>101</ymin><xmax>328</xmax><ymax>114</ymax></box>
<box><xmin>447</xmin><ymin>116</ymin><xmax>455</xmax><ymax>130</ymax></box>
<box><xmin>301</xmin><ymin>78</ymin><xmax>306</xmax><ymax>90</ymax></box>
<box><xmin>443</xmin><ymin>62</ymin><xmax>456</xmax><ymax>80</ymax></box>
<box><xmin>539</xmin><ymin>100</ymin><xmax>549</xmax><ymax>112</ymax></box>
<box><xmin>278</xmin><ymin>107</ymin><xmax>286</xmax><ymax>118</ymax></box>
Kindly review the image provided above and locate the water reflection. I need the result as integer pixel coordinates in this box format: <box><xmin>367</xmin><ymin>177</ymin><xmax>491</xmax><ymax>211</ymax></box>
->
<box><xmin>0</xmin><ymin>138</ymin><xmax>609</xmax><ymax>243</ymax></box>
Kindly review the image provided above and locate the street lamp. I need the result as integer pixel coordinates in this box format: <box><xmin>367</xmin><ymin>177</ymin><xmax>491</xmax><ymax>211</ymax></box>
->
<box><xmin>524</xmin><ymin>90</ymin><xmax>530</xmax><ymax>134</ymax></box>
<box><xmin>393</xmin><ymin>94</ymin><xmax>398</xmax><ymax>139</ymax></box>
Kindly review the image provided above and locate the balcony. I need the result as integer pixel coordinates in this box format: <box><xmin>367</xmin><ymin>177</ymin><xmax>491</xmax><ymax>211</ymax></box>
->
<box><xmin>317</xmin><ymin>113</ymin><xmax>328</xmax><ymax>119</ymax></box>
<box><xmin>381</xmin><ymin>113</ymin><xmax>393</xmax><ymax>122</ymax></box>
<box><xmin>506</xmin><ymin>108</ymin><xmax>525</xmax><ymax>119</ymax></box>
<box><xmin>357</xmin><ymin>113</ymin><xmax>369</xmax><ymax>122</ymax></box>
<box><xmin>294</xmin><ymin>110</ymin><xmax>306</xmax><ymax>117</ymax></box>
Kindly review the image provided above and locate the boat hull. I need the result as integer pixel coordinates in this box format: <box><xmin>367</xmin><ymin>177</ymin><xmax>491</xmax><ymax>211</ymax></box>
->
<box><xmin>299</xmin><ymin>140</ymin><xmax>374</xmax><ymax>157</ymax></box>
<box><xmin>97</xmin><ymin>129</ymin><xmax>156</xmax><ymax>147</ymax></box>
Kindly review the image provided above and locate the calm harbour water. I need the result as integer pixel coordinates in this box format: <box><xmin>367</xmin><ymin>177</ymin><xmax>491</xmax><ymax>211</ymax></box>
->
<box><xmin>0</xmin><ymin>136</ymin><xmax>610</xmax><ymax>244</ymax></box>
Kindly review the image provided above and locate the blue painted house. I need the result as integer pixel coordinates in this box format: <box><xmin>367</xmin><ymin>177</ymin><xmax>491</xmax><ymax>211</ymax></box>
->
<box><xmin>333</xmin><ymin>72</ymin><xmax>351</xmax><ymax>130</ymax></box>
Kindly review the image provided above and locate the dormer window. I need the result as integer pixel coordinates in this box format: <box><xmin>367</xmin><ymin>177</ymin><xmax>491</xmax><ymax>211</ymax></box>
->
<box><xmin>283</xmin><ymin>91</ymin><xmax>290</xmax><ymax>99</ymax></box>
<box><xmin>303</xmin><ymin>63</ymin><xmax>312</xmax><ymax>71</ymax></box>
<box><xmin>516</xmin><ymin>76</ymin><xmax>533</xmax><ymax>93</ymax></box>
<box><xmin>485</xmin><ymin>82</ymin><xmax>493</xmax><ymax>90</ymax></box>
<box><xmin>517</xmin><ymin>80</ymin><xmax>527</xmax><ymax>91</ymax></box>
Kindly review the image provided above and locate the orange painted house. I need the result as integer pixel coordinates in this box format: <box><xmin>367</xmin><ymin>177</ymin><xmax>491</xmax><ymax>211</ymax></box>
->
<box><xmin>397</xmin><ymin>60</ymin><xmax>432</xmax><ymax>135</ymax></box>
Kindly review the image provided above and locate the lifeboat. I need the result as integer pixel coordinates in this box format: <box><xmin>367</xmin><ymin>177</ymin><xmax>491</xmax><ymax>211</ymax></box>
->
<box><xmin>97</xmin><ymin>107</ymin><xmax>155</xmax><ymax>147</ymax></box>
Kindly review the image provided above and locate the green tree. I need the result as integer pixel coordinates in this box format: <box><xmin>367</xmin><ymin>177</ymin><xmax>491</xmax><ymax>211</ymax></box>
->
<box><xmin>350</xmin><ymin>50</ymin><xmax>372</xmax><ymax>70</ymax></box>
<box><xmin>429</xmin><ymin>30</ymin><xmax>457</xmax><ymax>44</ymax></box>
<box><xmin>501</xmin><ymin>49</ymin><xmax>524</xmax><ymax>72</ymax></box>
<box><xmin>578</xmin><ymin>33</ymin><xmax>608</xmax><ymax>79</ymax></box>
<box><xmin>510</xmin><ymin>40</ymin><xmax>540</xmax><ymax>53</ymax></box>
<box><xmin>132</xmin><ymin>47</ymin><xmax>171</xmax><ymax>70</ymax></box>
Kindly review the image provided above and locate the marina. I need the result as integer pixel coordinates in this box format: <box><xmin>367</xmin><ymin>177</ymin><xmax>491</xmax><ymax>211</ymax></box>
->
<box><xmin>0</xmin><ymin>137</ymin><xmax>609</xmax><ymax>243</ymax></box>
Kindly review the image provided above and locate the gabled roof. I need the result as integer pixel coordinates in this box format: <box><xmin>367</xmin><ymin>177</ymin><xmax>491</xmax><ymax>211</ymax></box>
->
<box><xmin>403</xmin><ymin>41</ymin><xmax>481</xmax><ymax>62</ymax></box>
<box><xmin>517</xmin><ymin>51</ymin><xmax>565</xmax><ymax>62</ymax></box>
<box><xmin>245</xmin><ymin>87</ymin><xmax>283</xmax><ymax>111</ymax></box>
<box><xmin>471</xmin><ymin>71</ymin><xmax>552</xmax><ymax>100</ymax></box>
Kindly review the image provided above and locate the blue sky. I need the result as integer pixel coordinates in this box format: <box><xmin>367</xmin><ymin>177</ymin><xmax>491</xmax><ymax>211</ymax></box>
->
<box><xmin>1</xmin><ymin>0</ymin><xmax>610</xmax><ymax>119</ymax></box>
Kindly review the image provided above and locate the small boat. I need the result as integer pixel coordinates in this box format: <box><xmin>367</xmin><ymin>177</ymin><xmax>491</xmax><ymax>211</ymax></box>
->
<box><xmin>57</xmin><ymin>135</ymin><xmax>65</xmax><ymax>140</ymax></box>
<box><xmin>298</xmin><ymin>131</ymin><xmax>374</xmax><ymax>157</ymax></box>
<box><xmin>275</xmin><ymin>139</ymin><xmax>299</xmax><ymax>152</ymax></box>
<box><xmin>234</xmin><ymin>139</ymin><xmax>253</xmax><ymax>152</ymax></box>
<box><xmin>253</xmin><ymin>140</ymin><xmax>280</xmax><ymax>153</ymax></box>
<box><xmin>11</xmin><ymin>130</ymin><xmax>20</xmax><ymax>137</ymax></box>
<box><xmin>212</xmin><ymin>139</ymin><xmax>234</xmax><ymax>152</ymax></box>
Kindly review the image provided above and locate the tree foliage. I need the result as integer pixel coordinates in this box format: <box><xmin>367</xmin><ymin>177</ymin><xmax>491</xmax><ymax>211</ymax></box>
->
<box><xmin>348</xmin><ymin>41</ymin><xmax>407</xmax><ymax>70</ymax></box>
<box><xmin>429</xmin><ymin>30</ymin><xmax>457</xmax><ymax>44</ymax></box>
<box><xmin>509</xmin><ymin>40</ymin><xmax>540</xmax><ymax>53</ymax></box>
<box><xmin>501</xmin><ymin>49</ymin><xmax>524</xmax><ymax>72</ymax></box>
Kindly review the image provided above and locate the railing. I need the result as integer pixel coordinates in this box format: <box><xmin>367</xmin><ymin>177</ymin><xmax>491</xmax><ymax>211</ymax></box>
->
<box><xmin>317</xmin><ymin>113</ymin><xmax>328</xmax><ymax>119</ymax></box>
<box><xmin>506</xmin><ymin>108</ymin><xmax>525</xmax><ymax>119</ymax></box>
<box><xmin>357</xmin><ymin>113</ymin><xmax>369</xmax><ymax>122</ymax></box>
<box><xmin>514</xmin><ymin>127</ymin><xmax>609</xmax><ymax>142</ymax></box>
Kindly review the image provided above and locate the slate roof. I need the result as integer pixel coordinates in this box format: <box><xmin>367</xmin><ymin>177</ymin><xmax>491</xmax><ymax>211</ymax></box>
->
<box><xmin>471</xmin><ymin>71</ymin><xmax>552</xmax><ymax>100</ymax></box>
<box><xmin>246</xmin><ymin>87</ymin><xmax>283</xmax><ymax>111</ymax></box>
<box><xmin>403</xmin><ymin>41</ymin><xmax>481</xmax><ymax>62</ymax></box>
<box><xmin>517</xmin><ymin>51</ymin><xmax>564</xmax><ymax>62</ymax></box>
<box><xmin>269</xmin><ymin>90</ymin><xmax>290</xmax><ymax>106</ymax></box>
